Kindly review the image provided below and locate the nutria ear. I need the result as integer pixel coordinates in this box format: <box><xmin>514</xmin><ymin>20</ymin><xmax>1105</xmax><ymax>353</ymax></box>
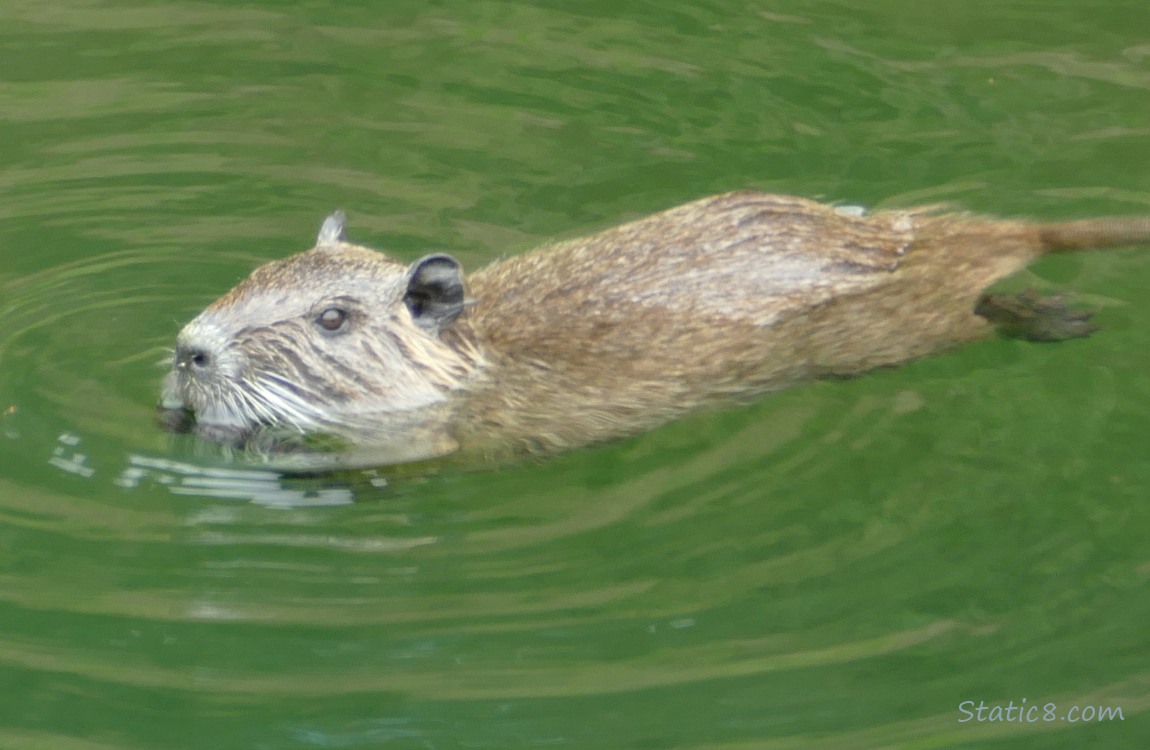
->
<box><xmin>316</xmin><ymin>211</ymin><xmax>348</xmax><ymax>245</ymax></box>
<box><xmin>404</xmin><ymin>254</ymin><xmax>465</xmax><ymax>333</ymax></box>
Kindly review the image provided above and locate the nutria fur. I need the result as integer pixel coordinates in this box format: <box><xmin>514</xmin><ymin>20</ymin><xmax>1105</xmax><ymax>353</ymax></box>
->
<box><xmin>160</xmin><ymin>191</ymin><xmax>1150</xmax><ymax>463</ymax></box>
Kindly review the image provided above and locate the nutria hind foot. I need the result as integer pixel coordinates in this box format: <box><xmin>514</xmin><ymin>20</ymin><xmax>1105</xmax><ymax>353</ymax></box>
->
<box><xmin>975</xmin><ymin>289</ymin><xmax>1100</xmax><ymax>342</ymax></box>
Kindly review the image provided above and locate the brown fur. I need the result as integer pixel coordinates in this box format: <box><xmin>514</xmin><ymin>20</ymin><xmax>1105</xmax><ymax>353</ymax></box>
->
<box><xmin>162</xmin><ymin>190</ymin><xmax>1150</xmax><ymax>461</ymax></box>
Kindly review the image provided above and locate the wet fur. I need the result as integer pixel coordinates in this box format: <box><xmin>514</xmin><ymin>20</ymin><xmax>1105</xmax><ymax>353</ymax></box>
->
<box><xmin>163</xmin><ymin>190</ymin><xmax>1149</xmax><ymax>459</ymax></box>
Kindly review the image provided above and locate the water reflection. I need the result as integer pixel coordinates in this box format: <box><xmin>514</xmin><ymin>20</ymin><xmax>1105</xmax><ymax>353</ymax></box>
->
<box><xmin>118</xmin><ymin>454</ymin><xmax>358</xmax><ymax>507</ymax></box>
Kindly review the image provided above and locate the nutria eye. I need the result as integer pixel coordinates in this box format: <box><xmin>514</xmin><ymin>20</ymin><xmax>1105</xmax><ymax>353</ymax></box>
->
<box><xmin>317</xmin><ymin>307</ymin><xmax>349</xmax><ymax>332</ymax></box>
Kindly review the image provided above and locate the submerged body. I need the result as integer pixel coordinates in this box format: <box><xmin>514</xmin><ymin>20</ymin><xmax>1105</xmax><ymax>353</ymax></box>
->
<box><xmin>161</xmin><ymin>191</ymin><xmax>1150</xmax><ymax>463</ymax></box>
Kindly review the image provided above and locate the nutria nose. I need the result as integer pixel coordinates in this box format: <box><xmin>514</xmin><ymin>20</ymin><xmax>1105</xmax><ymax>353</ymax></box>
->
<box><xmin>175</xmin><ymin>343</ymin><xmax>213</xmax><ymax>372</ymax></box>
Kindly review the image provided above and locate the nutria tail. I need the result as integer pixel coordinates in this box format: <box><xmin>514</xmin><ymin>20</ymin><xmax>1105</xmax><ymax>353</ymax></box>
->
<box><xmin>1040</xmin><ymin>216</ymin><xmax>1150</xmax><ymax>252</ymax></box>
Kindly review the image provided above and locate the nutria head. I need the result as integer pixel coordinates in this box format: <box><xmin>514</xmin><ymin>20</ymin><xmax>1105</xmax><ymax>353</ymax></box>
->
<box><xmin>160</xmin><ymin>213</ymin><xmax>485</xmax><ymax>455</ymax></box>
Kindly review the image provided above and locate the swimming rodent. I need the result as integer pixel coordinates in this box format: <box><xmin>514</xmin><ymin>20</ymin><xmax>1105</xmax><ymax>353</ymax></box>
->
<box><xmin>160</xmin><ymin>190</ymin><xmax>1150</xmax><ymax>464</ymax></box>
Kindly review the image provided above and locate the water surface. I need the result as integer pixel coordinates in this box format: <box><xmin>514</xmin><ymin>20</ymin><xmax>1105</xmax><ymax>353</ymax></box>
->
<box><xmin>1</xmin><ymin>1</ymin><xmax>1148</xmax><ymax>747</ymax></box>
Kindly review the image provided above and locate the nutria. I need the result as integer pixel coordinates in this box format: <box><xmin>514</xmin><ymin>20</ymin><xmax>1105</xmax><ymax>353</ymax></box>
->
<box><xmin>160</xmin><ymin>190</ymin><xmax>1150</xmax><ymax>464</ymax></box>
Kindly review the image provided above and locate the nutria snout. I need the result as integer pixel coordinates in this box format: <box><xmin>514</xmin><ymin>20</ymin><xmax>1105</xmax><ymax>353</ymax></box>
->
<box><xmin>161</xmin><ymin>191</ymin><xmax>1150</xmax><ymax>464</ymax></box>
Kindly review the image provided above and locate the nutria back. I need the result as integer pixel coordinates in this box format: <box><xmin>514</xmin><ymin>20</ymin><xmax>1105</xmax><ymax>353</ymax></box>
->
<box><xmin>160</xmin><ymin>190</ymin><xmax>1150</xmax><ymax>463</ymax></box>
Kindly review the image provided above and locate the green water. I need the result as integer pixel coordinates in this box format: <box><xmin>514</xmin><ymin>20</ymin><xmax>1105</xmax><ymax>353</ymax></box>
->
<box><xmin>1</xmin><ymin>1</ymin><xmax>1148</xmax><ymax>747</ymax></box>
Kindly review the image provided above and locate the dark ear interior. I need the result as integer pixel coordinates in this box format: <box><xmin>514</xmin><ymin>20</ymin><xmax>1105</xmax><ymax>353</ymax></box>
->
<box><xmin>404</xmin><ymin>254</ymin><xmax>465</xmax><ymax>333</ymax></box>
